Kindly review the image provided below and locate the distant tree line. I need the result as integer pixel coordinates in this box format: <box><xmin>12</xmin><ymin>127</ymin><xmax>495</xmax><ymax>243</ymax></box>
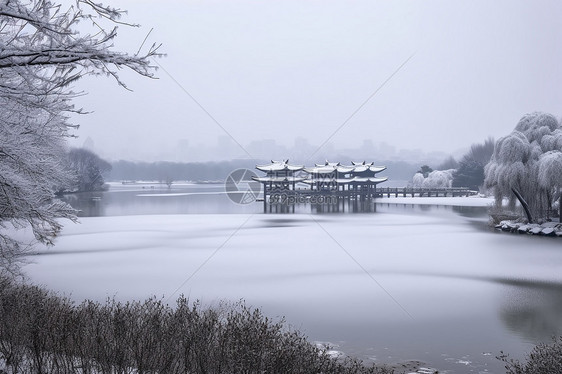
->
<box><xmin>65</xmin><ymin>148</ymin><xmax>112</xmax><ymax>193</ymax></box>
<box><xmin>108</xmin><ymin>159</ymin><xmax>258</xmax><ymax>182</ymax></box>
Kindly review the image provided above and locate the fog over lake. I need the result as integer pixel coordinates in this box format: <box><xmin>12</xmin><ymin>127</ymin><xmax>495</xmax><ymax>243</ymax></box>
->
<box><xmin>24</xmin><ymin>183</ymin><xmax>562</xmax><ymax>374</ymax></box>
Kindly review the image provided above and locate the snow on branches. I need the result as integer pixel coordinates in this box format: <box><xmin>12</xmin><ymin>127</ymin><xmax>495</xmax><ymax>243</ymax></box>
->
<box><xmin>0</xmin><ymin>0</ymin><xmax>161</xmax><ymax>275</ymax></box>
<box><xmin>0</xmin><ymin>0</ymin><xmax>162</xmax><ymax>89</ymax></box>
<box><xmin>412</xmin><ymin>170</ymin><xmax>454</xmax><ymax>189</ymax></box>
<box><xmin>484</xmin><ymin>112</ymin><xmax>562</xmax><ymax>221</ymax></box>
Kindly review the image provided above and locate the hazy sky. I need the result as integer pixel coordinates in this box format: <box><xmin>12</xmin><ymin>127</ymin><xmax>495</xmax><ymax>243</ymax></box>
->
<box><xmin>69</xmin><ymin>0</ymin><xmax>562</xmax><ymax>162</ymax></box>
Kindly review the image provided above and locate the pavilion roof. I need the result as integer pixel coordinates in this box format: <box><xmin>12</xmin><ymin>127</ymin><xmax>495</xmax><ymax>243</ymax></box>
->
<box><xmin>252</xmin><ymin>176</ymin><xmax>306</xmax><ymax>183</ymax></box>
<box><xmin>315</xmin><ymin>160</ymin><xmax>341</xmax><ymax>167</ymax></box>
<box><xmin>347</xmin><ymin>165</ymin><xmax>387</xmax><ymax>173</ymax></box>
<box><xmin>304</xmin><ymin>165</ymin><xmax>355</xmax><ymax>174</ymax></box>
<box><xmin>255</xmin><ymin>160</ymin><xmax>386</xmax><ymax>176</ymax></box>
<box><xmin>256</xmin><ymin>160</ymin><xmax>304</xmax><ymax>172</ymax></box>
<box><xmin>302</xmin><ymin>176</ymin><xmax>388</xmax><ymax>184</ymax></box>
<box><xmin>351</xmin><ymin>177</ymin><xmax>388</xmax><ymax>183</ymax></box>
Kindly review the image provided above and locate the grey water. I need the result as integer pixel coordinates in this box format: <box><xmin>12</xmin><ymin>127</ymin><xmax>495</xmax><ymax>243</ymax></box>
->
<box><xmin>52</xmin><ymin>183</ymin><xmax>562</xmax><ymax>374</ymax></box>
<box><xmin>62</xmin><ymin>182</ymin><xmax>484</xmax><ymax>217</ymax></box>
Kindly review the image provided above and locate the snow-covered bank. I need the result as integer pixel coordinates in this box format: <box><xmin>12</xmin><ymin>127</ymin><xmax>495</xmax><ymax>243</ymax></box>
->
<box><xmin>496</xmin><ymin>220</ymin><xmax>562</xmax><ymax>237</ymax></box>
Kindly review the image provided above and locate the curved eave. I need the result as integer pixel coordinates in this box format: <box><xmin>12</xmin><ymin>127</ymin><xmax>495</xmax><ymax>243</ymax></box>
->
<box><xmin>304</xmin><ymin>167</ymin><xmax>335</xmax><ymax>174</ymax></box>
<box><xmin>286</xmin><ymin>165</ymin><xmax>305</xmax><ymax>171</ymax></box>
<box><xmin>345</xmin><ymin>163</ymin><xmax>385</xmax><ymax>173</ymax></box>
<box><xmin>352</xmin><ymin>177</ymin><xmax>388</xmax><ymax>184</ymax></box>
<box><xmin>369</xmin><ymin>166</ymin><xmax>387</xmax><ymax>173</ymax></box>
<box><xmin>302</xmin><ymin>178</ymin><xmax>354</xmax><ymax>184</ymax></box>
<box><xmin>302</xmin><ymin>177</ymin><xmax>388</xmax><ymax>184</ymax></box>
<box><xmin>256</xmin><ymin>165</ymin><xmax>284</xmax><ymax>172</ymax></box>
<box><xmin>252</xmin><ymin>176</ymin><xmax>306</xmax><ymax>183</ymax></box>
<box><xmin>256</xmin><ymin>164</ymin><xmax>304</xmax><ymax>172</ymax></box>
<box><xmin>351</xmin><ymin>166</ymin><xmax>369</xmax><ymax>173</ymax></box>
<box><xmin>336</xmin><ymin>166</ymin><xmax>355</xmax><ymax>173</ymax></box>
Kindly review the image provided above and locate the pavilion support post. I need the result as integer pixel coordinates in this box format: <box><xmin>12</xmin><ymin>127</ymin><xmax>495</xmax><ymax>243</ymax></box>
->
<box><xmin>263</xmin><ymin>183</ymin><xmax>267</xmax><ymax>212</ymax></box>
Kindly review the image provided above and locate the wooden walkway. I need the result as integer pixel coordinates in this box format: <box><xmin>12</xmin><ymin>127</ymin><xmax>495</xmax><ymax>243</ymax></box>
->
<box><xmin>376</xmin><ymin>187</ymin><xmax>476</xmax><ymax>197</ymax></box>
<box><xmin>266</xmin><ymin>187</ymin><xmax>476</xmax><ymax>199</ymax></box>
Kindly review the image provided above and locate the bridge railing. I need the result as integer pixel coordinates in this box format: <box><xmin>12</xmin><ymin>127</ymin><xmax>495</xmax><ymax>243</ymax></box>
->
<box><xmin>376</xmin><ymin>187</ymin><xmax>477</xmax><ymax>197</ymax></box>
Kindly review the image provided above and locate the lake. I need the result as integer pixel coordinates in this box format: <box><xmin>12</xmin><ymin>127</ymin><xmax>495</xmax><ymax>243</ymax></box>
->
<box><xmin>25</xmin><ymin>182</ymin><xmax>562</xmax><ymax>374</ymax></box>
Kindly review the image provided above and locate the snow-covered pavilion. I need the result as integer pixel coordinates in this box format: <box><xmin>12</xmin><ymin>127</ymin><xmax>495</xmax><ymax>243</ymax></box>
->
<box><xmin>252</xmin><ymin>159</ymin><xmax>305</xmax><ymax>191</ymax></box>
<box><xmin>303</xmin><ymin>161</ymin><xmax>387</xmax><ymax>196</ymax></box>
<box><xmin>252</xmin><ymin>160</ymin><xmax>388</xmax><ymax>206</ymax></box>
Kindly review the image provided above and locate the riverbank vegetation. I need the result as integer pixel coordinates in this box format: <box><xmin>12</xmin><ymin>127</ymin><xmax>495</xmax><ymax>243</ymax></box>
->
<box><xmin>499</xmin><ymin>336</ymin><xmax>562</xmax><ymax>374</ymax></box>
<box><xmin>0</xmin><ymin>278</ymin><xmax>391</xmax><ymax>374</ymax></box>
<box><xmin>2</xmin><ymin>278</ymin><xmax>562</xmax><ymax>374</ymax></box>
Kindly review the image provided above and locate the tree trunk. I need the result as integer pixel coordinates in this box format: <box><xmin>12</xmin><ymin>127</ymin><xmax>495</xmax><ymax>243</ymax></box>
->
<box><xmin>511</xmin><ymin>188</ymin><xmax>533</xmax><ymax>223</ymax></box>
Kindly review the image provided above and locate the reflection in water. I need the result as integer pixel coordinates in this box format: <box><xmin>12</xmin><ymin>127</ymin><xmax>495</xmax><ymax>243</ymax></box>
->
<box><xmin>60</xmin><ymin>185</ymin><xmax>260</xmax><ymax>216</ymax></box>
<box><xmin>452</xmin><ymin>205</ymin><xmax>489</xmax><ymax>218</ymax></box>
<box><xmin>265</xmin><ymin>199</ymin><xmax>379</xmax><ymax>214</ymax></box>
<box><xmin>62</xmin><ymin>192</ymin><xmax>105</xmax><ymax>217</ymax></box>
<box><xmin>265</xmin><ymin>203</ymin><xmax>296</xmax><ymax>214</ymax></box>
<box><xmin>500</xmin><ymin>286</ymin><xmax>562</xmax><ymax>343</ymax></box>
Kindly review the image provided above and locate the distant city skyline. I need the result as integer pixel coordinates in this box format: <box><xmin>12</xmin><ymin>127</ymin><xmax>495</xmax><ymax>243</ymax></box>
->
<box><xmin>67</xmin><ymin>0</ymin><xmax>562</xmax><ymax>164</ymax></box>
<box><xmin>80</xmin><ymin>134</ymin><xmax>456</xmax><ymax>165</ymax></box>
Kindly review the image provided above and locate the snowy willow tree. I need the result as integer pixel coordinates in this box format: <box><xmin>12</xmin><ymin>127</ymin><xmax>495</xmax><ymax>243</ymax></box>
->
<box><xmin>484</xmin><ymin>112</ymin><xmax>562</xmax><ymax>221</ymax></box>
<box><xmin>0</xmin><ymin>0</ymin><xmax>161</xmax><ymax>275</ymax></box>
<box><xmin>538</xmin><ymin>150</ymin><xmax>562</xmax><ymax>219</ymax></box>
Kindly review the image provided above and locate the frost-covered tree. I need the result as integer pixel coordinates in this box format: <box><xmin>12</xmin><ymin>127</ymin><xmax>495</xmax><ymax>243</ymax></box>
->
<box><xmin>484</xmin><ymin>112</ymin><xmax>562</xmax><ymax>220</ymax></box>
<box><xmin>66</xmin><ymin>148</ymin><xmax>112</xmax><ymax>192</ymax></box>
<box><xmin>0</xmin><ymin>0</ymin><xmax>161</xmax><ymax>275</ymax></box>
<box><xmin>538</xmin><ymin>150</ymin><xmax>562</xmax><ymax>219</ymax></box>
<box><xmin>412</xmin><ymin>173</ymin><xmax>425</xmax><ymax>188</ymax></box>
<box><xmin>416</xmin><ymin>165</ymin><xmax>433</xmax><ymax>178</ymax></box>
<box><xmin>412</xmin><ymin>170</ymin><xmax>454</xmax><ymax>188</ymax></box>
<box><xmin>423</xmin><ymin>170</ymin><xmax>454</xmax><ymax>188</ymax></box>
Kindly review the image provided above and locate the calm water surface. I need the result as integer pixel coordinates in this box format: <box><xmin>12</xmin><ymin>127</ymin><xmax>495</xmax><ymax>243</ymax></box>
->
<box><xmin>46</xmin><ymin>183</ymin><xmax>562</xmax><ymax>373</ymax></box>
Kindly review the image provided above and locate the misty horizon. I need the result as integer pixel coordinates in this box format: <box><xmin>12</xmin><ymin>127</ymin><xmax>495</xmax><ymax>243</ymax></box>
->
<box><xmin>80</xmin><ymin>134</ymin><xmax>461</xmax><ymax>166</ymax></box>
<box><xmin>66</xmin><ymin>1</ymin><xmax>561</xmax><ymax>164</ymax></box>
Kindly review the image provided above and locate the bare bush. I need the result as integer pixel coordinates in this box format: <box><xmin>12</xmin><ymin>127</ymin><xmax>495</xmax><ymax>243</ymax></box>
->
<box><xmin>0</xmin><ymin>278</ymin><xmax>392</xmax><ymax>374</ymax></box>
<box><xmin>498</xmin><ymin>336</ymin><xmax>562</xmax><ymax>374</ymax></box>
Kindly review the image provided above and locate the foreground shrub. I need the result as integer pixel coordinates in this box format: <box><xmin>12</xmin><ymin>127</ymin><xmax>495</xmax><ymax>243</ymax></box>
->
<box><xmin>0</xmin><ymin>277</ymin><xmax>391</xmax><ymax>374</ymax></box>
<box><xmin>498</xmin><ymin>336</ymin><xmax>562</xmax><ymax>374</ymax></box>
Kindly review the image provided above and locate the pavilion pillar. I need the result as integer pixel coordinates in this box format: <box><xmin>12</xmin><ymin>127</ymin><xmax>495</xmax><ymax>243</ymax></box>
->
<box><xmin>263</xmin><ymin>182</ymin><xmax>267</xmax><ymax>212</ymax></box>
